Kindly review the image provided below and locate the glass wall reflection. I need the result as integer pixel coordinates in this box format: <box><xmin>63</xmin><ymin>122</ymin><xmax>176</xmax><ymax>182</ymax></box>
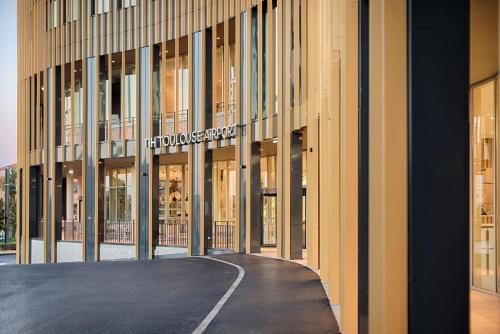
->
<box><xmin>472</xmin><ymin>79</ymin><xmax>497</xmax><ymax>292</ymax></box>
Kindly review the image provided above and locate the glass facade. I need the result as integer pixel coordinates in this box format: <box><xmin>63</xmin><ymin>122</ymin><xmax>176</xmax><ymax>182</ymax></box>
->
<box><xmin>471</xmin><ymin>79</ymin><xmax>499</xmax><ymax>293</ymax></box>
<box><xmin>21</xmin><ymin>0</ymin><xmax>309</xmax><ymax>264</ymax></box>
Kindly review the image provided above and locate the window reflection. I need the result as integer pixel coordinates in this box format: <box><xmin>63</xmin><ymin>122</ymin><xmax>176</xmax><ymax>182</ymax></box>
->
<box><xmin>64</xmin><ymin>63</ymin><xmax>71</xmax><ymax>146</ymax></box>
<box><xmin>124</xmin><ymin>50</ymin><xmax>136</xmax><ymax>140</ymax></box>
<box><xmin>471</xmin><ymin>79</ymin><xmax>497</xmax><ymax>292</ymax></box>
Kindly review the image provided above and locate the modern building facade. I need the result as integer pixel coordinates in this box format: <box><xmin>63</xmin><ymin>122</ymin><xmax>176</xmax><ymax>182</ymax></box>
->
<box><xmin>17</xmin><ymin>0</ymin><xmax>497</xmax><ymax>333</ymax></box>
<box><xmin>18</xmin><ymin>0</ymin><xmax>324</xmax><ymax>263</ymax></box>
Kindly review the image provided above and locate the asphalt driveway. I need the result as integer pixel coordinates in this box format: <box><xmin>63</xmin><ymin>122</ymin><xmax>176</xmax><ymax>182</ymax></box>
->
<box><xmin>0</xmin><ymin>255</ymin><xmax>339</xmax><ymax>334</ymax></box>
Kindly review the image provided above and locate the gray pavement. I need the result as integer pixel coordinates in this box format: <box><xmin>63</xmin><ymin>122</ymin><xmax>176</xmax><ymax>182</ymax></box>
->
<box><xmin>0</xmin><ymin>254</ymin><xmax>339</xmax><ymax>334</ymax></box>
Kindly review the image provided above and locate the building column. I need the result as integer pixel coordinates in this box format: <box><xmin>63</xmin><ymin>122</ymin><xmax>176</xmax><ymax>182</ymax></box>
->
<box><xmin>204</xmin><ymin>150</ymin><xmax>213</xmax><ymax>254</ymax></box>
<box><xmin>246</xmin><ymin>142</ymin><xmax>261</xmax><ymax>253</ymax></box>
<box><xmin>53</xmin><ymin>163</ymin><xmax>63</xmax><ymax>260</ymax></box>
<box><xmin>368</xmin><ymin>0</ymin><xmax>407</xmax><ymax>333</ymax></box>
<box><xmin>28</xmin><ymin>166</ymin><xmax>40</xmax><ymax>241</ymax></box>
<box><xmin>151</xmin><ymin>155</ymin><xmax>159</xmax><ymax>256</ymax></box>
<box><xmin>407</xmin><ymin>0</ymin><xmax>469</xmax><ymax>332</ymax></box>
<box><xmin>138</xmin><ymin>46</ymin><xmax>151</xmax><ymax>260</ymax></box>
<box><xmin>289</xmin><ymin>132</ymin><xmax>302</xmax><ymax>259</ymax></box>
<box><xmin>190</xmin><ymin>30</ymin><xmax>205</xmax><ymax>256</ymax></box>
<box><xmin>84</xmin><ymin>56</ymin><xmax>97</xmax><ymax>262</ymax></box>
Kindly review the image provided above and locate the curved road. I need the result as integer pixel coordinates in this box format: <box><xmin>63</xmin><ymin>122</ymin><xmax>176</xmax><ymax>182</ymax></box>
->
<box><xmin>0</xmin><ymin>254</ymin><xmax>339</xmax><ymax>333</ymax></box>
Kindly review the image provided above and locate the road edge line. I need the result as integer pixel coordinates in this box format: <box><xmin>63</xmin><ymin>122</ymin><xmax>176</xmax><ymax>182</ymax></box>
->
<box><xmin>192</xmin><ymin>256</ymin><xmax>245</xmax><ymax>334</ymax></box>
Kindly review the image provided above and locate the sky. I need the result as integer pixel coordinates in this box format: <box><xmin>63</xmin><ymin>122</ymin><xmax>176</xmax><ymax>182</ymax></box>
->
<box><xmin>0</xmin><ymin>0</ymin><xmax>17</xmax><ymax>167</ymax></box>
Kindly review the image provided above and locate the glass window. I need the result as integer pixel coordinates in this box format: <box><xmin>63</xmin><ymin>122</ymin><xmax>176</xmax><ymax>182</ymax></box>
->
<box><xmin>178</xmin><ymin>47</ymin><xmax>189</xmax><ymax>133</ymax></box>
<box><xmin>215</xmin><ymin>30</ymin><xmax>225</xmax><ymax>128</ymax></box>
<box><xmin>240</xmin><ymin>11</ymin><xmax>247</xmax><ymax>122</ymax></box>
<box><xmin>64</xmin><ymin>64</ymin><xmax>72</xmax><ymax>146</ymax></box>
<box><xmin>250</xmin><ymin>7</ymin><xmax>258</xmax><ymax>121</ymax></box>
<box><xmin>72</xmin><ymin>0</ymin><xmax>78</xmax><ymax>20</ymax></box>
<box><xmin>74</xmin><ymin>61</ymin><xmax>83</xmax><ymax>145</ymax></box>
<box><xmin>273</xmin><ymin>5</ymin><xmax>278</xmax><ymax>115</ymax></box>
<box><xmin>98</xmin><ymin>55</ymin><xmax>110</xmax><ymax>142</ymax></box>
<box><xmin>53</xmin><ymin>0</ymin><xmax>57</xmax><ymax>28</ymax></box>
<box><xmin>471</xmin><ymin>79</ymin><xmax>497</xmax><ymax>292</ymax></box>
<box><xmin>229</xmin><ymin>18</ymin><xmax>236</xmax><ymax>125</ymax></box>
<box><xmin>124</xmin><ymin>50</ymin><xmax>136</xmax><ymax>139</ymax></box>
<box><xmin>153</xmin><ymin>44</ymin><xmax>161</xmax><ymax>136</ymax></box>
<box><xmin>263</xmin><ymin>5</ymin><xmax>269</xmax><ymax>119</ymax></box>
<box><xmin>162</xmin><ymin>42</ymin><xmax>176</xmax><ymax>135</ymax></box>
<box><xmin>302</xmin><ymin>150</ymin><xmax>307</xmax><ymax>187</ymax></box>
<box><xmin>111</xmin><ymin>53</ymin><xmax>122</xmax><ymax>141</ymax></box>
<box><xmin>261</xmin><ymin>155</ymin><xmax>276</xmax><ymax>189</ymax></box>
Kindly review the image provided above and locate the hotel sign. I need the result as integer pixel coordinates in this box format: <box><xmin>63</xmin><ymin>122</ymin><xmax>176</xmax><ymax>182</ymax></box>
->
<box><xmin>145</xmin><ymin>123</ymin><xmax>238</xmax><ymax>149</ymax></box>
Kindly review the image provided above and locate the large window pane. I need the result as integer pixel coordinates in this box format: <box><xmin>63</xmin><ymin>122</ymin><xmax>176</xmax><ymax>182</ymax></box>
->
<box><xmin>98</xmin><ymin>55</ymin><xmax>110</xmax><ymax>142</ymax></box>
<box><xmin>162</xmin><ymin>42</ymin><xmax>176</xmax><ymax>135</ymax></box>
<box><xmin>471</xmin><ymin>80</ymin><xmax>497</xmax><ymax>292</ymax></box>
<box><xmin>111</xmin><ymin>53</ymin><xmax>122</xmax><ymax>141</ymax></box>
<box><xmin>124</xmin><ymin>50</ymin><xmax>136</xmax><ymax>139</ymax></box>
<box><xmin>250</xmin><ymin>7</ymin><xmax>258</xmax><ymax>121</ymax></box>
<box><xmin>74</xmin><ymin>61</ymin><xmax>83</xmax><ymax>145</ymax></box>
<box><xmin>178</xmin><ymin>52</ymin><xmax>189</xmax><ymax>133</ymax></box>
<box><xmin>64</xmin><ymin>63</ymin><xmax>71</xmax><ymax>146</ymax></box>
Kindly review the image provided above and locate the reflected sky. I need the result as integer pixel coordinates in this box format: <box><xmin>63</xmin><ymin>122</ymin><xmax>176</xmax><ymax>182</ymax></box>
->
<box><xmin>0</xmin><ymin>0</ymin><xmax>16</xmax><ymax>167</ymax></box>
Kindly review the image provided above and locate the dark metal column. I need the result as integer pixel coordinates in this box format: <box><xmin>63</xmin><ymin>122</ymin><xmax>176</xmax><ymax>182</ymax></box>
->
<box><xmin>203</xmin><ymin>28</ymin><xmax>213</xmax><ymax>254</ymax></box>
<box><xmin>290</xmin><ymin>132</ymin><xmax>302</xmax><ymax>260</ymax></box>
<box><xmin>45</xmin><ymin>69</ymin><xmax>53</xmax><ymax>262</ymax></box>
<box><xmin>248</xmin><ymin>142</ymin><xmax>261</xmax><ymax>253</ymax></box>
<box><xmin>28</xmin><ymin>166</ymin><xmax>40</xmax><ymax>239</ymax></box>
<box><xmin>408</xmin><ymin>0</ymin><xmax>469</xmax><ymax>332</ymax></box>
<box><xmin>191</xmin><ymin>31</ymin><xmax>204</xmax><ymax>256</ymax></box>
<box><xmin>53</xmin><ymin>163</ymin><xmax>63</xmax><ymax>258</ymax></box>
<box><xmin>85</xmin><ymin>57</ymin><xmax>96</xmax><ymax>262</ymax></box>
<box><xmin>358</xmin><ymin>0</ymin><xmax>369</xmax><ymax>332</ymax></box>
<box><xmin>204</xmin><ymin>150</ymin><xmax>213</xmax><ymax>253</ymax></box>
<box><xmin>138</xmin><ymin>46</ymin><xmax>150</xmax><ymax>260</ymax></box>
<box><xmin>151</xmin><ymin>155</ymin><xmax>159</xmax><ymax>249</ymax></box>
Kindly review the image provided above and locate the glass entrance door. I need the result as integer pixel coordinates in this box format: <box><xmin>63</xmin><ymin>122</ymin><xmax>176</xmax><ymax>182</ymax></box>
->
<box><xmin>209</xmin><ymin>160</ymin><xmax>236</xmax><ymax>250</ymax></box>
<box><xmin>262</xmin><ymin>195</ymin><xmax>277</xmax><ymax>246</ymax></box>
<box><xmin>158</xmin><ymin>164</ymin><xmax>189</xmax><ymax>248</ymax></box>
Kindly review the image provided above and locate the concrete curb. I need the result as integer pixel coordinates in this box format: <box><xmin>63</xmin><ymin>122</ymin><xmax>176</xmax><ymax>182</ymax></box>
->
<box><xmin>0</xmin><ymin>251</ymin><xmax>16</xmax><ymax>255</ymax></box>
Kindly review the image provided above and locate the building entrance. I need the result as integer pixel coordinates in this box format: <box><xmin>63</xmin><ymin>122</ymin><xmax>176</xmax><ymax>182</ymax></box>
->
<box><xmin>207</xmin><ymin>160</ymin><xmax>236</xmax><ymax>251</ymax></box>
<box><xmin>261</xmin><ymin>193</ymin><xmax>277</xmax><ymax>247</ymax></box>
<box><xmin>157</xmin><ymin>164</ymin><xmax>189</xmax><ymax>248</ymax></box>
